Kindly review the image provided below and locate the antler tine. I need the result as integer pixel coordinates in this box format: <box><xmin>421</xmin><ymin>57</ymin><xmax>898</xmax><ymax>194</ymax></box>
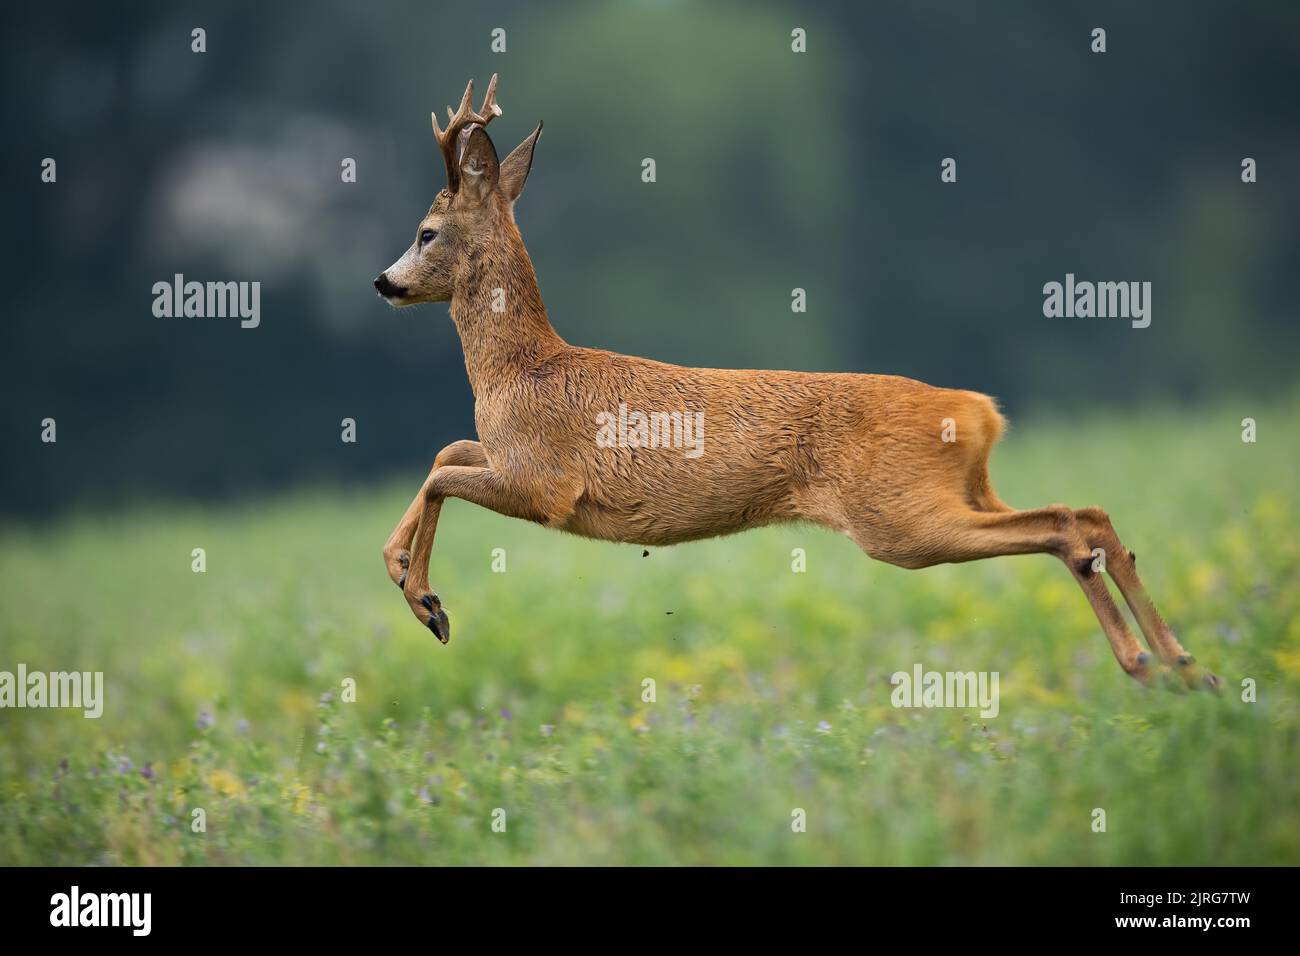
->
<box><xmin>431</xmin><ymin>75</ymin><xmax>503</xmax><ymax>192</ymax></box>
<box><xmin>450</xmin><ymin>78</ymin><xmax>474</xmax><ymax>123</ymax></box>
<box><xmin>477</xmin><ymin>73</ymin><xmax>501</xmax><ymax>123</ymax></box>
<box><xmin>431</xmin><ymin>79</ymin><xmax>474</xmax><ymax>141</ymax></box>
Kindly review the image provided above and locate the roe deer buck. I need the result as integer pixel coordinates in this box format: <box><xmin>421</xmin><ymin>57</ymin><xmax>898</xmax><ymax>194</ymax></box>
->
<box><xmin>375</xmin><ymin>74</ymin><xmax>1219</xmax><ymax>691</ymax></box>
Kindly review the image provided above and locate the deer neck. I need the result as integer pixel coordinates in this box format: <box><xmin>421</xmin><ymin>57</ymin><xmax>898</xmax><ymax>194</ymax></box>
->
<box><xmin>449</xmin><ymin>222</ymin><xmax>563</xmax><ymax>395</ymax></box>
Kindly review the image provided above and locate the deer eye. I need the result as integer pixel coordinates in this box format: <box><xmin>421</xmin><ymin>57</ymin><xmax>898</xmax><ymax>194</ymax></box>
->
<box><xmin>420</xmin><ymin>229</ymin><xmax>437</xmax><ymax>246</ymax></box>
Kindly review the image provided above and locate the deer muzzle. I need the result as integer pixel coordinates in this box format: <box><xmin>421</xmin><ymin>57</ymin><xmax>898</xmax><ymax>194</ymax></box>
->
<box><xmin>374</xmin><ymin>272</ymin><xmax>408</xmax><ymax>300</ymax></box>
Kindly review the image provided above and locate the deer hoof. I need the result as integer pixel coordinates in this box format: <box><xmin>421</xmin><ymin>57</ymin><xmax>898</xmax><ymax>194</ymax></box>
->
<box><xmin>427</xmin><ymin>607</ymin><xmax>451</xmax><ymax>644</ymax></box>
<box><xmin>419</xmin><ymin>593</ymin><xmax>450</xmax><ymax>644</ymax></box>
<box><xmin>1184</xmin><ymin>663</ymin><xmax>1221</xmax><ymax>693</ymax></box>
<box><xmin>1182</xmin><ymin>667</ymin><xmax>1221</xmax><ymax>693</ymax></box>
<box><xmin>397</xmin><ymin>571</ymin><xmax>407</xmax><ymax>589</ymax></box>
<box><xmin>1169</xmin><ymin>653</ymin><xmax>1221</xmax><ymax>692</ymax></box>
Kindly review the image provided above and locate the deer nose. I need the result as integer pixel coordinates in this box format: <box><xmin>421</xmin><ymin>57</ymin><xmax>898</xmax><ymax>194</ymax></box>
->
<box><xmin>374</xmin><ymin>273</ymin><xmax>406</xmax><ymax>298</ymax></box>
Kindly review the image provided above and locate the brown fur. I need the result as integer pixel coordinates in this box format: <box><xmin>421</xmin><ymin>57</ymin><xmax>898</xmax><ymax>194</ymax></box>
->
<box><xmin>376</xmin><ymin>76</ymin><xmax>1218</xmax><ymax>691</ymax></box>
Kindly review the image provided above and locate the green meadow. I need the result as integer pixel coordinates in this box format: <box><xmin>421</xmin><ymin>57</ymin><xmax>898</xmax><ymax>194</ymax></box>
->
<box><xmin>1</xmin><ymin>398</ymin><xmax>1298</xmax><ymax>865</ymax></box>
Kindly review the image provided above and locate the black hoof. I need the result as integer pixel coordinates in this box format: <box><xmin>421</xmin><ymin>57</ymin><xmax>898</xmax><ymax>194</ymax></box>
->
<box><xmin>1177</xmin><ymin>654</ymin><xmax>1195</xmax><ymax>667</ymax></box>
<box><xmin>397</xmin><ymin>571</ymin><xmax>407</xmax><ymax>589</ymax></box>
<box><xmin>1136</xmin><ymin>652</ymin><xmax>1151</xmax><ymax>666</ymax></box>
<box><xmin>426</xmin><ymin>607</ymin><xmax>450</xmax><ymax>643</ymax></box>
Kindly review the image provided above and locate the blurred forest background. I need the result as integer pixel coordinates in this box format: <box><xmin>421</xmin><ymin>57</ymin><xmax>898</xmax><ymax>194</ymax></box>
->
<box><xmin>3</xmin><ymin>0</ymin><xmax>1297</xmax><ymax>518</ymax></box>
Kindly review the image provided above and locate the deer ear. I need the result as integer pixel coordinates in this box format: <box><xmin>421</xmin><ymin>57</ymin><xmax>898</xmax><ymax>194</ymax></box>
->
<box><xmin>456</xmin><ymin>125</ymin><xmax>499</xmax><ymax>205</ymax></box>
<box><xmin>499</xmin><ymin>122</ymin><xmax>542</xmax><ymax>203</ymax></box>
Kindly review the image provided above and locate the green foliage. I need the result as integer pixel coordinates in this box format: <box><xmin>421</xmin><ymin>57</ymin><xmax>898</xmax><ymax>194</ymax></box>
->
<box><xmin>1</xmin><ymin>399</ymin><xmax>1298</xmax><ymax>864</ymax></box>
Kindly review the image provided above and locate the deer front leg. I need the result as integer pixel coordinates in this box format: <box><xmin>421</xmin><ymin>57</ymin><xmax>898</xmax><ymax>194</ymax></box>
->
<box><xmin>383</xmin><ymin>440</ymin><xmax>488</xmax><ymax>589</ymax></box>
<box><xmin>402</xmin><ymin>463</ymin><xmax>575</xmax><ymax>641</ymax></box>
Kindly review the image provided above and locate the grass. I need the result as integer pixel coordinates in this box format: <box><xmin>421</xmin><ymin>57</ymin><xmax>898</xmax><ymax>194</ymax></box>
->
<box><xmin>1</xmin><ymin>397</ymin><xmax>1298</xmax><ymax>865</ymax></box>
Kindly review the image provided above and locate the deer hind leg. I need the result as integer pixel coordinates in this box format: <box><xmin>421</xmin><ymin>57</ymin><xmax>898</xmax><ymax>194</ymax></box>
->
<box><xmin>855</xmin><ymin>503</ymin><xmax>1163</xmax><ymax>685</ymax></box>
<box><xmin>1074</xmin><ymin>506</ymin><xmax>1220</xmax><ymax>691</ymax></box>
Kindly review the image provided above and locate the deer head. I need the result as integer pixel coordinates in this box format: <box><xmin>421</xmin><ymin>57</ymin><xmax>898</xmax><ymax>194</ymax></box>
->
<box><xmin>375</xmin><ymin>74</ymin><xmax>543</xmax><ymax>306</ymax></box>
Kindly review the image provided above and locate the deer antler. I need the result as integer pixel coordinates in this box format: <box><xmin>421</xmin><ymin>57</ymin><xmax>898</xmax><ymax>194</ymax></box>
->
<box><xmin>432</xmin><ymin>74</ymin><xmax>502</xmax><ymax>192</ymax></box>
